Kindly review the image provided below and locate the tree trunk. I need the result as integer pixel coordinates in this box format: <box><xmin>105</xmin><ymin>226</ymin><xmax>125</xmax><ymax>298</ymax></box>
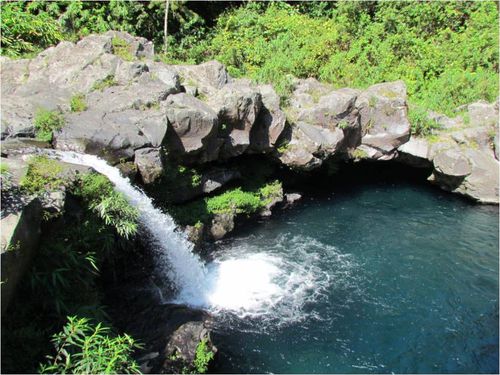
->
<box><xmin>164</xmin><ymin>0</ymin><xmax>170</xmax><ymax>53</ymax></box>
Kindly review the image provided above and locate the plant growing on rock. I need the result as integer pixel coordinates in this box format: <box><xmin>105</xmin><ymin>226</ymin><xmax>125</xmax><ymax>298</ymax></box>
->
<box><xmin>408</xmin><ymin>106</ymin><xmax>442</xmax><ymax>137</ymax></box>
<box><xmin>92</xmin><ymin>75</ymin><xmax>117</xmax><ymax>91</ymax></box>
<box><xmin>20</xmin><ymin>156</ymin><xmax>64</xmax><ymax>194</ymax></box>
<box><xmin>70</xmin><ymin>93</ymin><xmax>87</xmax><ymax>112</ymax></box>
<box><xmin>112</xmin><ymin>36</ymin><xmax>134</xmax><ymax>61</ymax></box>
<box><xmin>34</xmin><ymin>108</ymin><xmax>65</xmax><ymax>142</ymax></box>
<box><xmin>193</xmin><ymin>338</ymin><xmax>214</xmax><ymax>374</ymax></box>
<box><xmin>206</xmin><ymin>188</ymin><xmax>263</xmax><ymax>215</ymax></box>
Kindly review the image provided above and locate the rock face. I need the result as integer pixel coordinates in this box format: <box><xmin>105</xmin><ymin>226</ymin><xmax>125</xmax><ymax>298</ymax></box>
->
<box><xmin>397</xmin><ymin>101</ymin><xmax>499</xmax><ymax>204</ymax></box>
<box><xmin>2</xmin><ymin>31</ymin><xmax>498</xmax><ymax>204</ymax></box>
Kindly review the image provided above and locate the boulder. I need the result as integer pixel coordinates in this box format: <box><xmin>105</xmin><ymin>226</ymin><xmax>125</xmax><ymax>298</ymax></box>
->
<box><xmin>277</xmin><ymin>122</ymin><xmax>343</xmax><ymax>171</ymax></box>
<box><xmin>468</xmin><ymin>100</ymin><xmax>498</xmax><ymax>127</ymax></box>
<box><xmin>1</xmin><ymin>198</ymin><xmax>43</xmax><ymax>314</ymax></box>
<box><xmin>210</xmin><ymin>211</ymin><xmax>235</xmax><ymax>240</ymax></box>
<box><xmin>54</xmin><ymin>108</ymin><xmax>168</xmax><ymax>163</ymax></box>
<box><xmin>135</xmin><ymin>147</ymin><xmax>164</xmax><ymax>184</ymax></box>
<box><xmin>397</xmin><ymin>138</ymin><xmax>432</xmax><ymax>168</ymax></box>
<box><xmin>201</xmin><ymin>168</ymin><xmax>241</xmax><ymax>194</ymax></box>
<box><xmin>172</xmin><ymin>60</ymin><xmax>230</xmax><ymax>97</ymax></box>
<box><xmin>162</xmin><ymin>321</ymin><xmax>216</xmax><ymax>374</ymax></box>
<box><xmin>165</xmin><ymin>93</ymin><xmax>221</xmax><ymax>164</ymax></box>
<box><xmin>355</xmin><ymin>81</ymin><xmax>411</xmax><ymax>160</ymax></box>
<box><xmin>208</xmin><ymin>81</ymin><xmax>263</xmax><ymax>158</ymax></box>
<box><xmin>249</xmin><ymin>84</ymin><xmax>286</xmax><ymax>153</ymax></box>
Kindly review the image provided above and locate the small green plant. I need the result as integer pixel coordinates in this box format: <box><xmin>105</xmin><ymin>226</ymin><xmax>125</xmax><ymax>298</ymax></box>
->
<box><xmin>20</xmin><ymin>156</ymin><xmax>64</xmax><ymax>195</ymax></box>
<box><xmin>408</xmin><ymin>106</ymin><xmax>442</xmax><ymax>137</ymax></box>
<box><xmin>193</xmin><ymin>338</ymin><xmax>214</xmax><ymax>374</ymax></box>
<box><xmin>92</xmin><ymin>75</ymin><xmax>117</xmax><ymax>91</ymax></box>
<box><xmin>0</xmin><ymin>163</ymin><xmax>9</xmax><ymax>175</ymax></box>
<box><xmin>70</xmin><ymin>93</ymin><xmax>87</xmax><ymax>112</ymax></box>
<box><xmin>112</xmin><ymin>36</ymin><xmax>134</xmax><ymax>61</ymax></box>
<box><xmin>337</xmin><ymin>120</ymin><xmax>349</xmax><ymax>130</ymax></box>
<box><xmin>351</xmin><ymin>148</ymin><xmax>368</xmax><ymax>161</ymax></box>
<box><xmin>34</xmin><ymin>108</ymin><xmax>65</xmax><ymax>142</ymax></box>
<box><xmin>39</xmin><ymin>316</ymin><xmax>141</xmax><ymax>374</ymax></box>
<box><xmin>368</xmin><ymin>96</ymin><xmax>378</xmax><ymax>108</ymax></box>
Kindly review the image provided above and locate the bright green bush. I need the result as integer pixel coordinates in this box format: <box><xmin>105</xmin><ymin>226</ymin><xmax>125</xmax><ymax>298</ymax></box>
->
<box><xmin>206</xmin><ymin>188</ymin><xmax>263</xmax><ymax>215</ymax></box>
<box><xmin>0</xmin><ymin>2</ymin><xmax>63</xmax><ymax>57</ymax></box>
<box><xmin>39</xmin><ymin>316</ymin><xmax>141</xmax><ymax>374</ymax></box>
<box><xmin>259</xmin><ymin>180</ymin><xmax>282</xmax><ymax>205</ymax></box>
<box><xmin>77</xmin><ymin>173</ymin><xmax>139</xmax><ymax>239</ymax></box>
<box><xmin>34</xmin><ymin>108</ymin><xmax>65</xmax><ymax>142</ymax></box>
<box><xmin>180</xmin><ymin>1</ymin><xmax>498</xmax><ymax>114</ymax></box>
<box><xmin>193</xmin><ymin>338</ymin><xmax>214</xmax><ymax>374</ymax></box>
<box><xmin>20</xmin><ymin>156</ymin><xmax>64</xmax><ymax>194</ymax></box>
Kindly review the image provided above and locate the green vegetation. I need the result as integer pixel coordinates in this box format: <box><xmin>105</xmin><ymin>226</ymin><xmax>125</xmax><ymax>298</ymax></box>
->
<box><xmin>351</xmin><ymin>148</ymin><xmax>368</xmax><ymax>161</ymax></box>
<box><xmin>193</xmin><ymin>338</ymin><xmax>215</xmax><ymax>374</ymax></box>
<box><xmin>70</xmin><ymin>93</ymin><xmax>87</xmax><ymax>112</ymax></box>
<box><xmin>2</xmin><ymin>2</ymin><xmax>496</xmax><ymax>115</ymax></box>
<box><xmin>92</xmin><ymin>75</ymin><xmax>117</xmax><ymax>91</ymax></box>
<box><xmin>39</xmin><ymin>316</ymin><xmax>141</xmax><ymax>374</ymax></box>
<box><xmin>169</xmin><ymin>180</ymin><xmax>283</xmax><ymax>226</ymax></box>
<box><xmin>1</xmin><ymin>163</ymin><xmax>9</xmax><ymax>175</ymax></box>
<box><xmin>112</xmin><ymin>36</ymin><xmax>134</xmax><ymax>61</ymax></box>
<box><xmin>76</xmin><ymin>173</ymin><xmax>139</xmax><ymax>239</ymax></box>
<box><xmin>34</xmin><ymin>108</ymin><xmax>65</xmax><ymax>142</ymax></box>
<box><xmin>408</xmin><ymin>106</ymin><xmax>442</xmax><ymax>137</ymax></box>
<box><xmin>20</xmin><ymin>156</ymin><xmax>64</xmax><ymax>194</ymax></box>
<box><xmin>206</xmin><ymin>188</ymin><xmax>263</xmax><ymax>215</ymax></box>
<box><xmin>2</xmin><ymin>170</ymin><xmax>141</xmax><ymax>373</ymax></box>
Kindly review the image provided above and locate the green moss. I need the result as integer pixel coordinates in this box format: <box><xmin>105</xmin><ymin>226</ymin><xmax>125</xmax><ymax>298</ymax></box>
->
<box><xmin>34</xmin><ymin>108</ymin><xmax>65</xmax><ymax>142</ymax></box>
<box><xmin>368</xmin><ymin>96</ymin><xmax>378</xmax><ymax>108</ymax></box>
<box><xmin>92</xmin><ymin>75</ymin><xmax>117</xmax><ymax>91</ymax></box>
<box><xmin>111</xmin><ymin>36</ymin><xmax>134</xmax><ymax>61</ymax></box>
<box><xmin>70</xmin><ymin>93</ymin><xmax>87</xmax><ymax>112</ymax></box>
<box><xmin>0</xmin><ymin>163</ymin><xmax>9</xmax><ymax>175</ymax></box>
<box><xmin>20</xmin><ymin>156</ymin><xmax>64</xmax><ymax>195</ymax></box>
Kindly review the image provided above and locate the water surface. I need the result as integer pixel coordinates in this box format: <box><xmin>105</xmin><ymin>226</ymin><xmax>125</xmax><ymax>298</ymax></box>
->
<box><xmin>210</xmin><ymin>181</ymin><xmax>499</xmax><ymax>373</ymax></box>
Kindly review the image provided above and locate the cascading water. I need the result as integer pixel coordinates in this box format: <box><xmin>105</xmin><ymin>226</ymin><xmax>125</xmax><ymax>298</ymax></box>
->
<box><xmin>47</xmin><ymin>150</ymin><xmax>331</xmax><ymax>323</ymax></box>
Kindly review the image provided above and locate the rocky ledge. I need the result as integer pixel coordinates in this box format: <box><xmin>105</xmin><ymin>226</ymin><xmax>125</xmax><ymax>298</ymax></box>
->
<box><xmin>2</xmin><ymin>30</ymin><xmax>498</xmax><ymax>205</ymax></box>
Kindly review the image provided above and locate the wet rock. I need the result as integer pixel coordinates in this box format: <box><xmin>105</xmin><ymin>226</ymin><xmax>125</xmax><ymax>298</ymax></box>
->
<box><xmin>162</xmin><ymin>321</ymin><xmax>217</xmax><ymax>374</ymax></box>
<box><xmin>210</xmin><ymin>211</ymin><xmax>235</xmax><ymax>240</ymax></box>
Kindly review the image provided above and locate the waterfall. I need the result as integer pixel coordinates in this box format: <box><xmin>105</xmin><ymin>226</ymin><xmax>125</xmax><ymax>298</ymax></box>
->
<box><xmin>46</xmin><ymin>150</ymin><xmax>331</xmax><ymax>324</ymax></box>
<box><xmin>47</xmin><ymin>150</ymin><xmax>207</xmax><ymax>301</ymax></box>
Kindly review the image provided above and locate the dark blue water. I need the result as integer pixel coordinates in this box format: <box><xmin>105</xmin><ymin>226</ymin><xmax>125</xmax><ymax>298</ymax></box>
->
<box><xmin>212</xmin><ymin>181</ymin><xmax>499</xmax><ymax>374</ymax></box>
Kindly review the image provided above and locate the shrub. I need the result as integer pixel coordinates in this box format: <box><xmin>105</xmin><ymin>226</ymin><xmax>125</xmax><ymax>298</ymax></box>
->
<box><xmin>0</xmin><ymin>2</ymin><xmax>63</xmax><ymax>57</ymax></box>
<box><xmin>70</xmin><ymin>93</ymin><xmax>87</xmax><ymax>112</ymax></box>
<box><xmin>34</xmin><ymin>108</ymin><xmax>65</xmax><ymax>142</ymax></box>
<box><xmin>76</xmin><ymin>173</ymin><xmax>139</xmax><ymax>239</ymax></box>
<box><xmin>39</xmin><ymin>316</ymin><xmax>141</xmax><ymax>374</ymax></box>
<box><xmin>20</xmin><ymin>156</ymin><xmax>64</xmax><ymax>195</ymax></box>
<box><xmin>193</xmin><ymin>338</ymin><xmax>214</xmax><ymax>374</ymax></box>
<box><xmin>206</xmin><ymin>188</ymin><xmax>263</xmax><ymax>215</ymax></box>
<box><xmin>259</xmin><ymin>180</ymin><xmax>282</xmax><ymax>205</ymax></box>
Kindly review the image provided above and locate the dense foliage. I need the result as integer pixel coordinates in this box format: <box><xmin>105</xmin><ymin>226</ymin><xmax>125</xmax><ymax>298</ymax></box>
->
<box><xmin>3</xmin><ymin>166</ymin><xmax>141</xmax><ymax>373</ymax></box>
<box><xmin>39</xmin><ymin>316</ymin><xmax>141</xmax><ymax>374</ymax></box>
<box><xmin>33</xmin><ymin>108</ymin><xmax>65</xmax><ymax>142</ymax></box>
<box><xmin>2</xmin><ymin>1</ymin><xmax>497</xmax><ymax>115</ymax></box>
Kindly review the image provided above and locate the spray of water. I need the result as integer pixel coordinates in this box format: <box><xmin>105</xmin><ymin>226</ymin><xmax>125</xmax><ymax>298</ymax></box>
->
<box><xmin>47</xmin><ymin>151</ymin><xmax>345</xmax><ymax>324</ymax></box>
